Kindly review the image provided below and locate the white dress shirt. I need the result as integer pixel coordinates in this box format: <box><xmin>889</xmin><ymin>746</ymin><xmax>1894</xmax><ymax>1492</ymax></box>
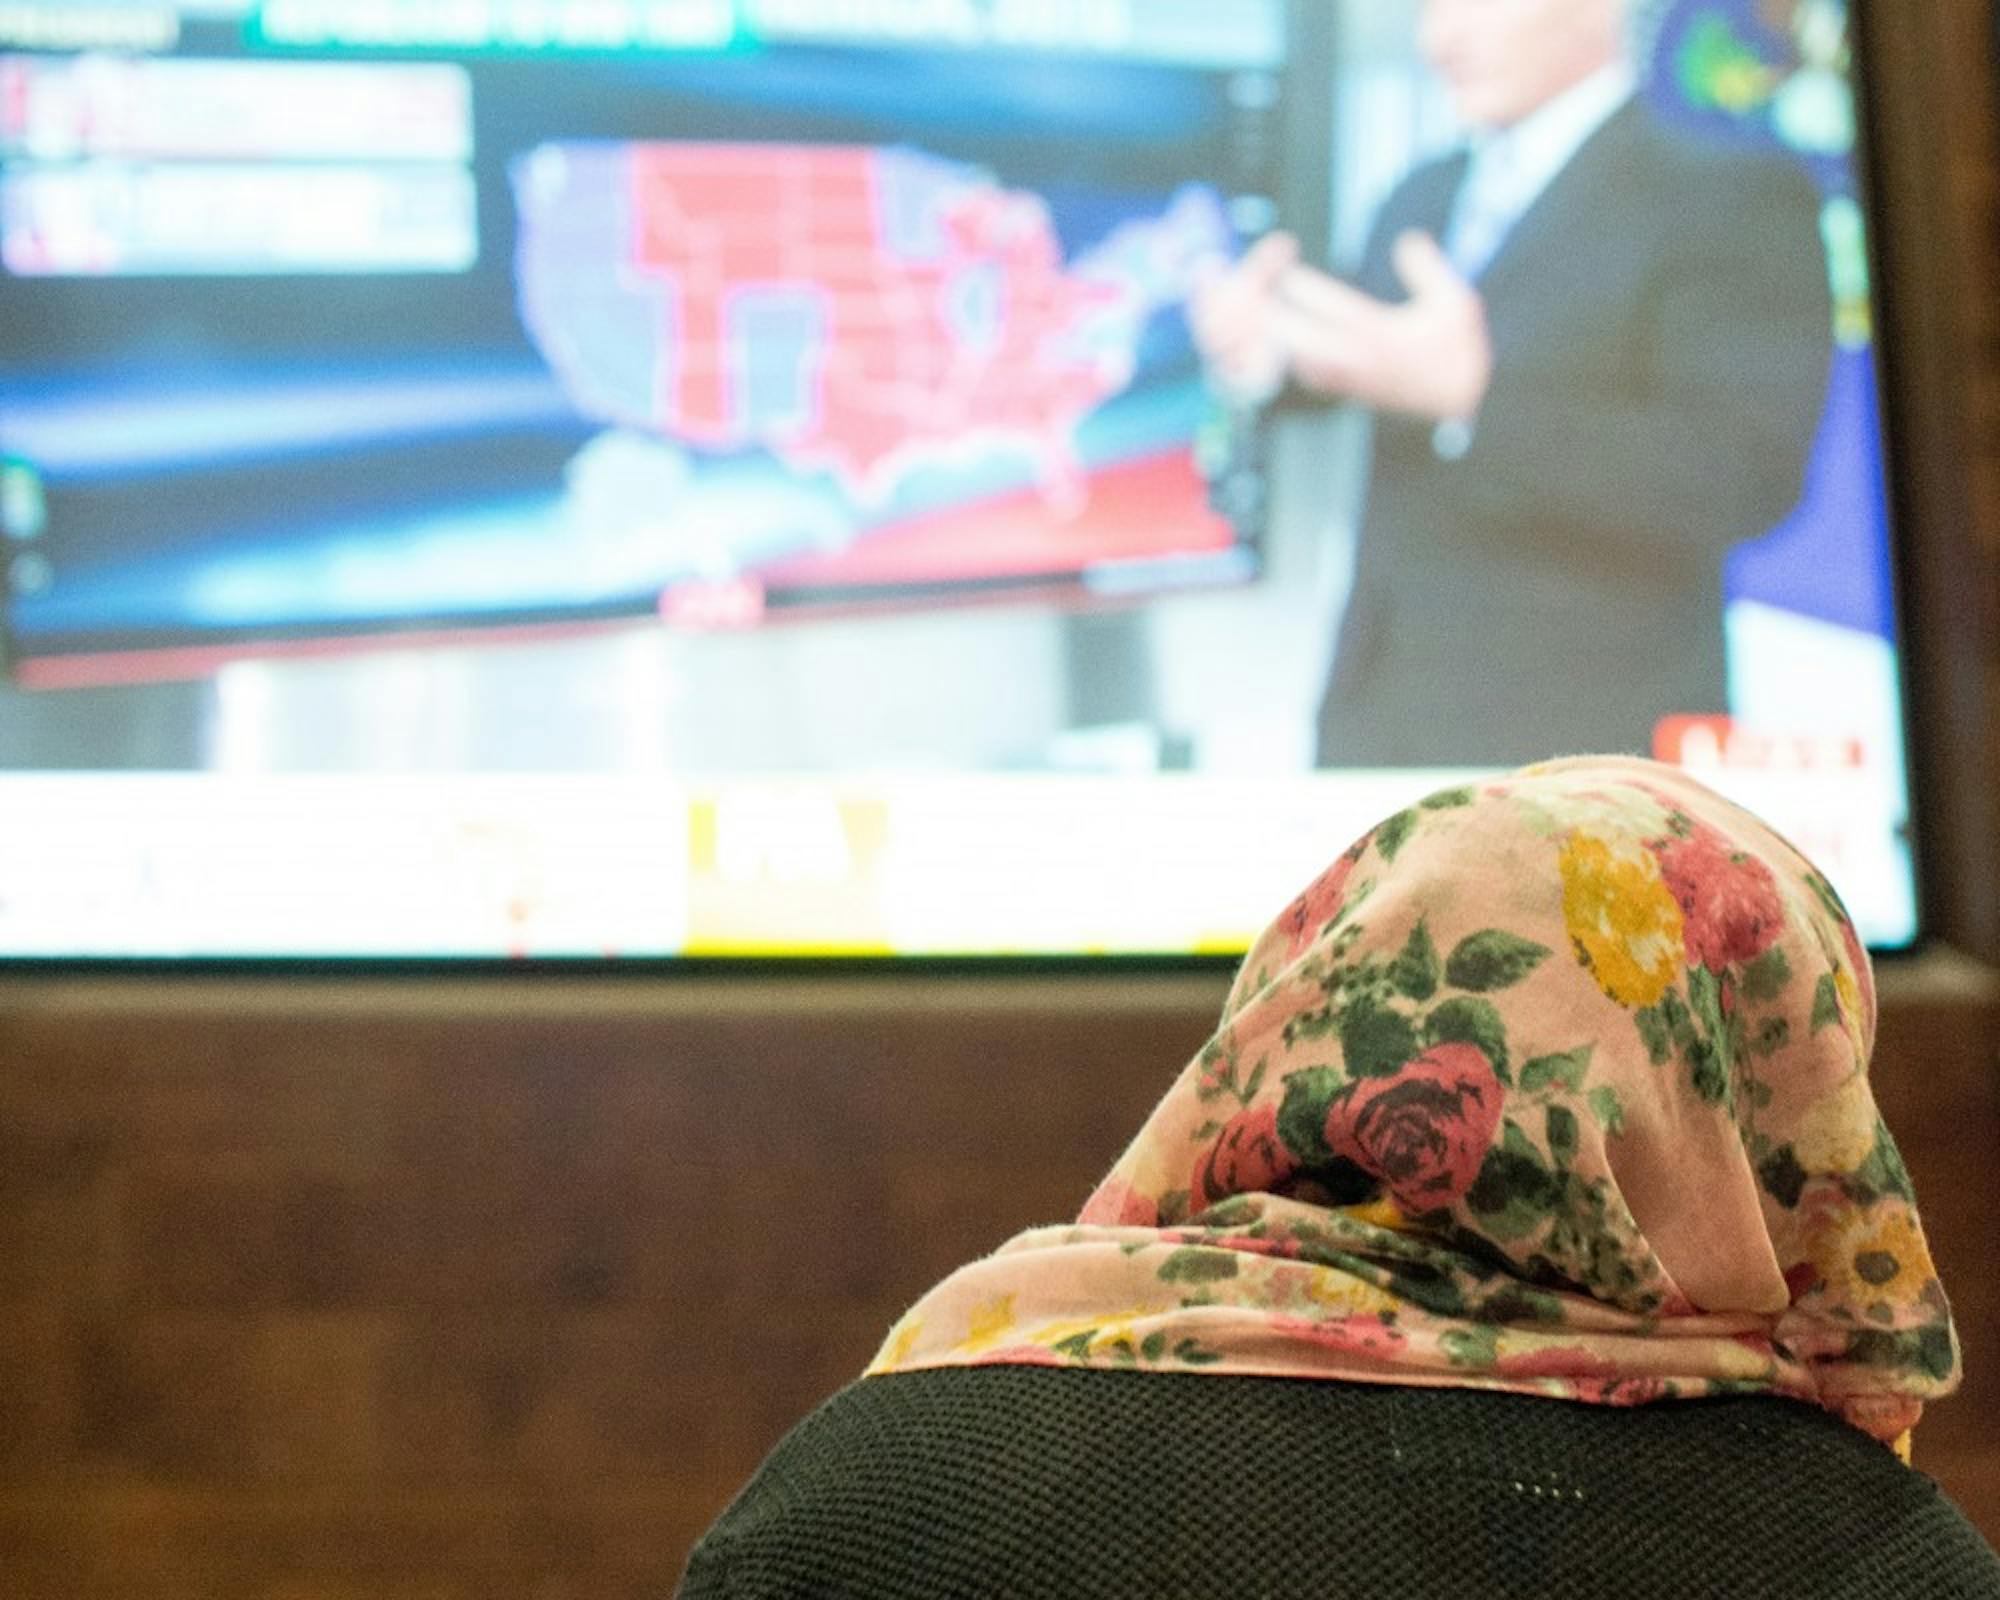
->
<box><xmin>1445</xmin><ymin>60</ymin><xmax>1641</xmax><ymax>279</ymax></box>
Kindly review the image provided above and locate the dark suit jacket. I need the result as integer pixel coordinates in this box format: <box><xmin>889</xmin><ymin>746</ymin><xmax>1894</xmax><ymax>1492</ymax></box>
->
<box><xmin>1316</xmin><ymin>98</ymin><xmax>1833</xmax><ymax>766</ymax></box>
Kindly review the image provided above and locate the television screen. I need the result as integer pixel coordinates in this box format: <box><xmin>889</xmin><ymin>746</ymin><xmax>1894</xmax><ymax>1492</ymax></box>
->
<box><xmin>0</xmin><ymin>0</ymin><xmax>1922</xmax><ymax>959</ymax></box>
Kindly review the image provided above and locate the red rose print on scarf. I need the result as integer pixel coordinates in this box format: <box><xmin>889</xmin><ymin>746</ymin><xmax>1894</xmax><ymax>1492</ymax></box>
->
<box><xmin>1276</xmin><ymin>841</ymin><xmax>1364</xmax><ymax>961</ymax></box>
<box><xmin>868</xmin><ymin>759</ymin><xmax>1958</xmax><ymax>1450</ymax></box>
<box><xmin>1327</xmin><ymin>1043</ymin><xmax>1503</xmax><ymax>1213</ymax></box>
<box><xmin>1078</xmin><ymin>1178</ymin><xmax>1159</xmax><ymax>1228</ymax></box>
<box><xmin>1190</xmin><ymin>1104</ymin><xmax>1295</xmax><ymax>1212</ymax></box>
<box><xmin>1652</xmin><ymin>823</ymin><xmax>1784</xmax><ymax>970</ymax></box>
<box><xmin>1493</xmin><ymin>1343</ymin><xmax>1624</xmax><ymax>1382</ymax></box>
<box><xmin>972</xmin><ymin>1344</ymin><xmax>1064</xmax><ymax>1368</ymax></box>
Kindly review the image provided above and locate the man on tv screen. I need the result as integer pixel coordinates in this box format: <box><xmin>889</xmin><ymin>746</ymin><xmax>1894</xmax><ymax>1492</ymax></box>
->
<box><xmin>1195</xmin><ymin>0</ymin><xmax>1834</xmax><ymax>767</ymax></box>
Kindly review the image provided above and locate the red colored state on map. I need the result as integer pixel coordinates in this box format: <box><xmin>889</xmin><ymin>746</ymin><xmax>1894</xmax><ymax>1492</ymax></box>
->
<box><xmin>628</xmin><ymin>144</ymin><xmax>1130</xmax><ymax>501</ymax></box>
<box><xmin>515</xmin><ymin>141</ymin><xmax>1214</xmax><ymax>506</ymax></box>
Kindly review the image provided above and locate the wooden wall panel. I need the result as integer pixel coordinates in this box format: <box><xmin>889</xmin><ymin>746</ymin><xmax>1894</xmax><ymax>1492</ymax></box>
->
<box><xmin>1861</xmin><ymin>0</ymin><xmax>2000</xmax><ymax>961</ymax></box>
<box><xmin>0</xmin><ymin>962</ymin><xmax>1993</xmax><ymax>1597</ymax></box>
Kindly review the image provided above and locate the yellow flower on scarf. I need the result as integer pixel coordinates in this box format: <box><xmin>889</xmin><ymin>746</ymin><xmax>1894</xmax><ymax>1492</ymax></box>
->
<box><xmin>1793</xmin><ymin>1073</ymin><xmax>1876</xmax><ymax>1174</ymax></box>
<box><xmin>1835</xmin><ymin>1212</ymin><xmax>1935</xmax><ymax>1305</ymax></box>
<box><xmin>1345</xmin><ymin>1196</ymin><xmax>1412</xmax><ymax>1233</ymax></box>
<box><xmin>867</xmin><ymin>1314</ymin><xmax>928</xmax><ymax>1375</ymax></box>
<box><xmin>1303</xmin><ymin>1270</ymin><xmax>1403</xmax><ymax>1319</ymax></box>
<box><xmin>1026</xmin><ymin>1310</ymin><xmax>1159</xmax><ymax>1359</ymax></box>
<box><xmin>1559</xmin><ymin>831</ymin><xmax>1686</xmax><ymax>1009</ymax></box>
<box><xmin>955</xmin><ymin>1293</ymin><xmax>1018</xmax><ymax>1355</ymax></box>
<box><xmin>1834</xmin><ymin>964</ymin><xmax>1868</xmax><ymax>1062</ymax></box>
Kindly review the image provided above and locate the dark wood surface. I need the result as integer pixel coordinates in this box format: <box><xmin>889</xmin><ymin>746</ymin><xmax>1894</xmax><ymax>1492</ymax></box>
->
<box><xmin>0</xmin><ymin>958</ymin><xmax>1994</xmax><ymax>1599</ymax></box>
<box><xmin>1860</xmin><ymin>0</ymin><xmax>2000</xmax><ymax>964</ymax></box>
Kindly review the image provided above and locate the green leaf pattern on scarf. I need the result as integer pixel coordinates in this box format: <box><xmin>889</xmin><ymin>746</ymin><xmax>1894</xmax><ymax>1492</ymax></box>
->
<box><xmin>867</xmin><ymin>762</ymin><xmax>1957</xmax><ymax>1443</ymax></box>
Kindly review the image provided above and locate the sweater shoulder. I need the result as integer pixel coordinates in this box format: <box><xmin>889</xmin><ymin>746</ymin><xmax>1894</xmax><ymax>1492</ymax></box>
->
<box><xmin>680</xmin><ymin>1368</ymin><xmax>2000</xmax><ymax>1600</ymax></box>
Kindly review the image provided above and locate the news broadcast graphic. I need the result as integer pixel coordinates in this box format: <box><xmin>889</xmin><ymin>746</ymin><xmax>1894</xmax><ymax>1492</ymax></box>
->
<box><xmin>0</xmin><ymin>0</ymin><xmax>1923</xmax><ymax>958</ymax></box>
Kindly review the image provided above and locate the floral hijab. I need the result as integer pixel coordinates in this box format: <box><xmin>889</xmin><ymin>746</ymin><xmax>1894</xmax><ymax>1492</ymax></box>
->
<box><xmin>868</xmin><ymin>757</ymin><xmax>1958</xmax><ymax>1448</ymax></box>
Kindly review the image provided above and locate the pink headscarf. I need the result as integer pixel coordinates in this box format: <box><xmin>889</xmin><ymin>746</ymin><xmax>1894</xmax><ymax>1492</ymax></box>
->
<box><xmin>868</xmin><ymin>757</ymin><xmax>1957</xmax><ymax>1448</ymax></box>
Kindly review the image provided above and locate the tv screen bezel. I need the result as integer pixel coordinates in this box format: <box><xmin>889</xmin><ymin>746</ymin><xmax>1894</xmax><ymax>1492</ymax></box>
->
<box><xmin>0</xmin><ymin>0</ymin><xmax>1944</xmax><ymax>972</ymax></box>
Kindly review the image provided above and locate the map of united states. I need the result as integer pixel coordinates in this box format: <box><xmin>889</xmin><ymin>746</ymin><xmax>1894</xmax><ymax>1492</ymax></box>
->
<box><xmin>513</xmin><ymin>141</ymin><xmax>1226</xmax><ymax>504</ymax></box>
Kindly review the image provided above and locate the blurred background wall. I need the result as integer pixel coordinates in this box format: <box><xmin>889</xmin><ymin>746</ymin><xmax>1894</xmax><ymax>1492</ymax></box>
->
<box><xmin>0</xmin><ymin>963</ymin><xmax>1994</xmax><ymax>1599</ymax></box>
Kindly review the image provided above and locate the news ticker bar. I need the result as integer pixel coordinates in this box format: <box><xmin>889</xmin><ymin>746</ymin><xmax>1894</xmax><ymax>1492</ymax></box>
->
<box><xmin>0</xmin><ymin>766</ymin><xmax>1907</xmax><ymax>959</ymax></box>
<box><xmin>0</xmin><ymin>0</ymin><xmax>1285</xmax><ymax>66</ymax></box>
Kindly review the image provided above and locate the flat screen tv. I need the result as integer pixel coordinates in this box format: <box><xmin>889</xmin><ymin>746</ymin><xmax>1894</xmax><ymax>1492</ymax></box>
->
<box><xmin>0</xmin><ymin>0</ymin><xmax>1927</xmax><ymax>960</ymax></box>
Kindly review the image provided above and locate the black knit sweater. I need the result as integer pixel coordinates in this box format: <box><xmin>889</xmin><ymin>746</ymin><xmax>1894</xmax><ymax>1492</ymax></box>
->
<box><xmin>678</xmin><ymin>1366</ymin><xmax>2000</xmax><ymax>1599</ymax></box>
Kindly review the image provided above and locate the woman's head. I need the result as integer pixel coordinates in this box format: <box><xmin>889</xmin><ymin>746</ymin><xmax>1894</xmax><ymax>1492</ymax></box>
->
<box><xmin>1205</xmin><ymin>757</ymin><xmax>1887</xmax><ymax>1316</ymax></box>
<box><xmin>875</xmin><ymin>758</ymin><xmax>1955</xmax><ymax>1446</ymax></box>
